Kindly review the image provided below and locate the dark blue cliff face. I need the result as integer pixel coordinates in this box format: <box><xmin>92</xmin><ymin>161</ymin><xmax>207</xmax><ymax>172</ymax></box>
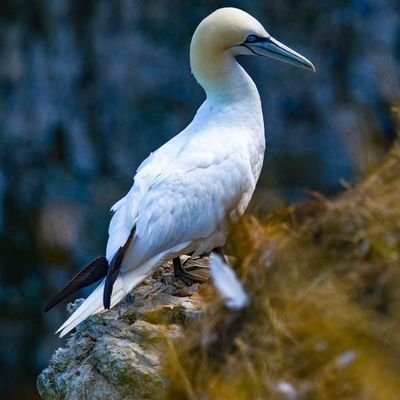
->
<box><xmin>0</xmin><ymin>0</ymin><xmax>398</xmax><ymax>398</ymax></box>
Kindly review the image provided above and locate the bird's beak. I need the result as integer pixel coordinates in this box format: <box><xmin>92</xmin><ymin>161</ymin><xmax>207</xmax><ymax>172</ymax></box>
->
<box><xmin>244</xmin><ymin>36</ymin><xmax>316</xmax><ymax>72</ymax></box>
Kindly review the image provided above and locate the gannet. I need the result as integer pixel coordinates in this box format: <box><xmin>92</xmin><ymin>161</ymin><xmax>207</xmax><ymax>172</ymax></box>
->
<box><xmin>46</xmin><ymin>7</ymin><xmax>315</xmax><ymax>337</ymax></box>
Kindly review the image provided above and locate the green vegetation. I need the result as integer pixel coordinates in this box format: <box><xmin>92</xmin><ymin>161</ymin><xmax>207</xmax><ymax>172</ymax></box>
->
<box><xmin>165</xmin><ymin>122</ymin><xmax>400</xmax><ymax>399</ymax></box>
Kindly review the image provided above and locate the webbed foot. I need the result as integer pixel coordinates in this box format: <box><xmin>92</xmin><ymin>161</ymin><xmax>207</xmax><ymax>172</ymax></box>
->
<box><xmin>173</xmin><ymin>256</ymin><xmax>209</xmax><ymax>285</ymax></box>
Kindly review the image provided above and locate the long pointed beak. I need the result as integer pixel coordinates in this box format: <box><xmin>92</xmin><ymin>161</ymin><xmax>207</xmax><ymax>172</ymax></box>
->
<box><xmin>246</xmin><ymin>36</ymin><xmax>316</xmax><ymax>72</ymax></box>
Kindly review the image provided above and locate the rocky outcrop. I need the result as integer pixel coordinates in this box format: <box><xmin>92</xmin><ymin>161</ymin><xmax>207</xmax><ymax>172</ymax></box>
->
<box><xmin>37</xmin><ymin>259</ymin><xmax>206</xmax><ymax>400</ymax></box>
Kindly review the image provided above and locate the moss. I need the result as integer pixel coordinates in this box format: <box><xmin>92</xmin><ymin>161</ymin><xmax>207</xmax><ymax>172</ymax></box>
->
<box><xmin>164</xmin><ymin>140</ymin><xmax>400</xmax><ymax>399</ymax></box>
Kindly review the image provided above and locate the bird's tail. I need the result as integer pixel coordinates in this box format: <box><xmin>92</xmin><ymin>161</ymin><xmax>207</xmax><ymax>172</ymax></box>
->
<box><xmin>56</xmin><ymin>255</ymin><xmax>165</xmax><ymax>337</ymax></box>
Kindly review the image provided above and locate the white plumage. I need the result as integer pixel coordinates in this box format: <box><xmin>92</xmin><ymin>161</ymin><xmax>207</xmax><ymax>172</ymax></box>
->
<box><xmin>56</xmin><ymin>7</ymin><xmax>314</xmax><ymax>337</ymax></box>
<box><xmin>210</xmin><ymin>254</ymin><xmax>249</xmax><ymax>310</ymax></box>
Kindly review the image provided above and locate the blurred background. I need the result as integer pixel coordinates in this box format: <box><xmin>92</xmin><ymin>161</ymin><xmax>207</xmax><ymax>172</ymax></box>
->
<box><xmin>0</xmin><ymin>0</ymin><xmax>399</xmax><ymax>398</ymax></box>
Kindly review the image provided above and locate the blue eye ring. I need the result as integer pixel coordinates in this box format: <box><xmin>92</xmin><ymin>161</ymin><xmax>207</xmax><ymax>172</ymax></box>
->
<box><xmin>246</xmin><ymin>34</ymin><xmax>258</xmax><ymax>43</ymax></box>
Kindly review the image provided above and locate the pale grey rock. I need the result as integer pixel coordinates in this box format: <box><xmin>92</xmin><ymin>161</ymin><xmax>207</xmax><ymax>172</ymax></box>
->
<box><xmin>37</xmin><ymin>261</ymin><xmax>206</xmax><ymax>400</ymax></box>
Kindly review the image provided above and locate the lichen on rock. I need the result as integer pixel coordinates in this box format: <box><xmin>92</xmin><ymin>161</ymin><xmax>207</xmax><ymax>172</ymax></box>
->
<box><xmin>37</xmin><ymin>261</ymin><xmax>206</xmax><ymax>400</ymax></box>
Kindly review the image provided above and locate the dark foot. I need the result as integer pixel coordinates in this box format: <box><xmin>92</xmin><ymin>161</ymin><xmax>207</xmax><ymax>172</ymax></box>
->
<box><xmin>173</xmin><ymin>256</ymin><xmax>209</xmax><ymax>285</ymax></box>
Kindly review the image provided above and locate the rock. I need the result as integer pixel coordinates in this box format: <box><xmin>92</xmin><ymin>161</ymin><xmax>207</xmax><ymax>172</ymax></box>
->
<box><xmin>37</xmin><ymin>261</ymin><xmax>206</xmax><ymax>400</ymax></box>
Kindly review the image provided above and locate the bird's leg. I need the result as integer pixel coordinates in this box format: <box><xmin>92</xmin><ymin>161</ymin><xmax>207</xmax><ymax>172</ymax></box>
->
<box><xmin>173</xmin><ymin>256</ymin><xmax>209</xmax><ymax>285</ymax></box>
<box><xmin>173</xmin><ymin>247</ymin><xmax>226</xmax><ymax>285</ymax></box>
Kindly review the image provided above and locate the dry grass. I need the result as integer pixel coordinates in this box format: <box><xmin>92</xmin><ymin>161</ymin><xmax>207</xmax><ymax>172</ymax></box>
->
<box><xmin>164</xmin><ymin>137</ymin><xmax>400</xmax><ymax>399</ymax></box>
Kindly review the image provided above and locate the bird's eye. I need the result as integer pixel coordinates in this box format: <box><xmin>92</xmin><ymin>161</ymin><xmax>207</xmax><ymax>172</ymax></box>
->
<box><xmin>246</xmin><ymin>34</ymin><xmax>259</xmax><ymax>43</ymax></box>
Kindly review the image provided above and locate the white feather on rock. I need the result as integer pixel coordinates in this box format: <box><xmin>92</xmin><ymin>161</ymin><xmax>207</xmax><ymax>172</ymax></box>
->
<box><xmin>210</xmin><ymin>254</ymin><xmax>249</xmax><ymax>310</ymax></box>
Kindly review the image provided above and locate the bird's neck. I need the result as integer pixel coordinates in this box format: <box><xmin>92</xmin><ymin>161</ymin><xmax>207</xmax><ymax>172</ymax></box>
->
<box><xmin>191</xmin><ymin>51</ymin><xmax>260</xmax><ymax>105</ymax></box>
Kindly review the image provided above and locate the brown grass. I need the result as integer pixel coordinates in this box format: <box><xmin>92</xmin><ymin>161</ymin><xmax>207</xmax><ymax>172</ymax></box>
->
<box><xmin>164</xmin><ymin>132</ymin><xmax>400</xmax><ymax>399</ymax></box>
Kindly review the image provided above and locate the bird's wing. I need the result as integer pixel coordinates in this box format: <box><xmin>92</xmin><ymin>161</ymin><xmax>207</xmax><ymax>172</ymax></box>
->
<box><xmin>129</xmin><ymin>149</ymin><xmax>253</xmax><ymax>262</ymax></box>
<box><xmin>106</xmin><ymin>194</ymin><xmax>136</xmax><ymax>262</ymax></box>
<box><xmin>106</xmin><ymin>125</ymin><xmax>254</xmax><ymax>267</ymax></box>
<box><xmin>105</xmin><ymin>130</ymin><xmax>192</xmax><ymax>261</ymax></box>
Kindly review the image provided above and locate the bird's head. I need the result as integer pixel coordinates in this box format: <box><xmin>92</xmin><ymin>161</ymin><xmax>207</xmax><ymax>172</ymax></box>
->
<box><xmin>190</xmin><ymin>8</ymin><xmax>315</xmax><ymax>86</ymax></box>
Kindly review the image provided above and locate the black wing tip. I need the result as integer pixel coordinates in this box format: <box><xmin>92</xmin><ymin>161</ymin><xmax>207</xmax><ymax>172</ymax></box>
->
<box><xmin>103</xmin><ymin>278</ymin><xmax>112</xmax><ymax>309</ymax></box>
<box><xmin>102</xmin><ymin>246</ymin><xmax>127</xmax><ymax>309</ymax></box>
<box><xmin>102</xmin><ymin>266</ymin><xmax>117</xmax><ymax>309</ymax></box>
<box><xmin>43</xmin><ymin>292</ymin><xmax>68</xmax><ymax>313</ymax></box>
<box><xmin>102</xmin><ymin>229</ymin><xmax>134</xmax><ymax>310</ymax></box>
<box><xmin>103</xmin><ymin>297</ymin><xmax>111</xmax><ymax>310</ymax></box>
<box><xmin>44</xmin><ymin>256</ymin><xmax>109</xmax><ymax>313</ymax></box>
<box><xmin>43</xmin><ymin>301</ymin><xmax>55</xmax><ymax>313</ymax></box>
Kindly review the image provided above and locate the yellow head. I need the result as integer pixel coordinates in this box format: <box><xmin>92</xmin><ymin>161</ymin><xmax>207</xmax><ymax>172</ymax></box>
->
<box><xmin>190</xmin><ymin>8</ymin><xmax>315</xmax><ymax>88</ymax></box>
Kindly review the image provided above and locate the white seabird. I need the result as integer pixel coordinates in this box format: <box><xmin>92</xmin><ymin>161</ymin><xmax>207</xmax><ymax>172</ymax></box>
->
<box><xmin>46</xmin><ymin>7</ymin><xmax>315</xmax><ymax>337</ymax></box>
